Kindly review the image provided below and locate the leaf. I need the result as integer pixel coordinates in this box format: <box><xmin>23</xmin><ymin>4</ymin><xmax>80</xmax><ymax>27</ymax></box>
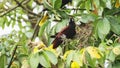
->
<box><xmin>112</xmin><ymin>43</ymin><xmax>120</xmax><ymax>55</ymax></box>
<box><xmin>0</xmin><ymin>54</ymin><xmax>6</xmax><ymax>68</ymax></box>
<box><xmin>18</xmin><ymin>22</ymin><xmax>22</xmax><ymax>29</ymax></box>
<box><xmin>112</xmin><ymin>46</ymin><xmax>120</xmax><ymax>55</ymax></box>
<box><xmin>29</xmin><ymin>53</ymin><xmax>40</xmax><ymax>68</ymax></box>
<box><xmin>108</xmin><ymin>51</ymin><xmax>115</xmax><ymax>62</ymax></box>
<box><xmin>107</xmin><ymin>16</ymin><xmax>120</xmax><ymax>35</ymax></box>
<box><xmin>39</xmin><ymin>21</ymin><xmax>49</xmax><ymax>37</ymax></box>
<box><xmin>58</xmin><ymin>58</ymin><xmax>64</xmax><ymax>68</ymax></box>
<box><xmin>86</xmin><ymin>46</ymin><xmax>101</xmax><ymax>59</ymax></box>
<box><xmin>2</xmin><ymin>18</ymin><xmax>5</xmax><ymax>29</ymax></box>
<box><xmin>39</xmin><ymin>12</ymin><xmax>48</xmax><ymax>27</ymax></box>
<box><xmin>44</xmin><ymin>50</ymin><xmax>58</xmax><ymax>65</ymax></box>
<box><xmin>11</xmin><ymin>61</ymin><xmax>20</xmax><ymax>68</ymax></box>
<box><xmin>73</xmin><ymin>52</ymin><xmax>83</xmax><ymax>67</ymax></box>
<box><xmin>106</xmin><ymin>0</ymin><xmax>112</xmax><ymax>9</ymax></box>
<box><xmin>53</xmin><ymin>0</ymin><xmax>62</xmax><ymax>9</ymax></box>
<box><xmin>39</xmin><ymin>52</ymin><xmax>51</xmax><ymax>67</ymax></box>
<box><xmin>58</xmin><ymin>10</ymin><xmax>69</xmax><ymax>19</ymax></box>
<box><xmin>85</xmin><ymin>51</ymin><xmax>96</xmax><ymax>68</ymax></box>
<box><xmin>98</xmin><ymin>29</ymin><xmax>105</xmax><ymax>40</ymax></box>
<box><xmin>115</xmin><ymin>0</ymin><xmax>120</xmax><ymax>8</ymax></box>
<box><xmin>85</xmin><ymin>0</ymin><xmax>91</xmax><ymax>11</ymax></box>
<box><xmin>43</xmin><ymin>0</ymin><xmax>53</xmax><ymax>10</ymax></box>
<box><xmin>98</xmin><ymin>18</ymin><xmax>110</xmax><ymax>34</ymax></box>
<box><xmin>97</xmin><ymin>18</ymin><xmax>110</xmax><ymax>40</ymax></box>
<box><xmin>66</xmin><ymin>51</ymin><xmax>74</xmax><ymax>68</ymax></box>
<box><xmin>80</xmin><ymin>14</ymin><xmax>97</xmax><ymax>23</ymax></box>
<box><xmin>21</xmin><ymin>59</ymin><xmax>30</xmax><ymax>68</ymax></box>
<box><xmin>100</xmin><ymin>0</ymin><xmax>106</xmax><ymax>8</ymax></box>
<box><xmin>93</xmin><ymin>0</ymin><xmax>100</xmax><ymax>8</ymax></box>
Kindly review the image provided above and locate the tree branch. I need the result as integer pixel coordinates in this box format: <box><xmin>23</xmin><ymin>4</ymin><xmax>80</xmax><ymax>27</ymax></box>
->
<box><xmin>7</xmin><ymin>45</ymin><xmax>18</xmax><ymax>68</ymax></box>
<box><xmin>0</xmin><ymin>0</ymin><xmax>25</xmax><ymax>17</ymax></box>
<box><xmin>112</xmin><ymin>10</ymin><xmax>120</xmax><ymax>16</ymax></box>
<box><xmin>31</xmin><ymin>16</ymin><xmax>42</xmax><ymax>41</ymax></box>
<box><xmin>14</xmin><ymin>0</ymin><xmax>41</xmax><ymax>17</ymax></box>
<box><xmin>64</xmin><ymin>8</ymin><xmax>93</xmax><ymax>11</ymax></box>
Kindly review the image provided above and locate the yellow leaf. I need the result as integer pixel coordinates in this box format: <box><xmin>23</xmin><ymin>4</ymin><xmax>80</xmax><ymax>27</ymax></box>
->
<box><xmin>33</xmin><ymin>47</ymin><xmax>39</xmax><ymax>54</ymax></box>
<box><xmin>71</xmin><ymin>61</ymin><xmax>80</xmax><ymax>68</ymax></box>
<box><xmin>33</xmin><ymin>42</ymin><xmax>46</xmax><ymax>54</ymax></box>
<box><xmin>48</xmin><ymin>44</ymin><xmax>54</xmax><ymax>49</ymax></box>
<box><xmin>39</xmin><ymin>11</ymin><xmax>48</xmax><ymax>26</ymax></box>
<box><xmin>113</xmin><ymin>47</ymin><xmax>120</xmax><ymax>55</ymax></box>
<box><xmin>115</xmin><ymin>0</ymin><xmax>120</xmax><ymax>8</ymax></box>
<box><xmin>86</xmin><ymin>46</ymin><xmax>101</xmax><ymax>59</ymax></box>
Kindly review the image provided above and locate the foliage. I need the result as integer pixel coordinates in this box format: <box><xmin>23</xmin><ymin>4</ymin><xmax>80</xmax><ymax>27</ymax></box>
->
<box><xmin>0</xmin><ymin>0</ymin><xmax>120</xmax><ymax>68</ymax></box>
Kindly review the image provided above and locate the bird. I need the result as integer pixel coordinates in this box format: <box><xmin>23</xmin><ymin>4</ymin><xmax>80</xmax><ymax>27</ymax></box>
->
<box><xmin>52</xmin><ymin>18</ymin><xmax>76</xmax><ymax>49</ymax></box>
<box><xmin>61</xmin><ymin>0</ymin><xmax>72</xmax><ymax>7</ymax></box>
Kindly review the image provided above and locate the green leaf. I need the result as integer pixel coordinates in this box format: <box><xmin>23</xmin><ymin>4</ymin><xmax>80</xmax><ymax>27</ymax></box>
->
<box><xmin>58</xmin><ymin>10</ymin><xmax>69</xmax><ymax>19</ymax></box>
<box><xmin>43</xmin><ymin>0</ymin><xmax>53</xmax><ymax>10</ymax></box>
<box><xmin>58</xmin><ymin>58</ymin><xmax>64</xmax><ymax>68</ymax></box>
<box><xmin>98</xmin><ymin>18</ymin><xmax>110</xmax><ymax>34</ymax></box>
<box><xmin>29</xmin><ymin>53</ymin><xmax>40</xmax><ymax>68</ymax></box>
<box><xmin>80</xmin><ymin>14</ymin><xmax>97</xmax><ymax>23</ymax></box>
<box><xmin>0</xmin><ymin>18</ymin><xmax>4</xmax><ymax>27</ymax></box>
<box><xmin>39</xmin><ymin>52</ymin><xmax>51</xmax><ymax>67</ymax></box>
<box><xmin>85</xmin><ymin>51</ymin><xmax>96</xmax><ymax>68</ymax></box>
<box><xmin>66</xmin><ymin>51</ymin><xmax>74</xmax><ymax>68</ymax></box>
<box><xmin>100</xmin><ymin>0</ymin><xmax>106</xmax><ymax>7</ymax></box>
<box><xmin>18</xmin><ymin>23</ymin><xmax>22</xmax><ymax>29</ymax></box>
<box><xmin>98</xmin><ymin>29</ymin><xmax>106</xmax><ymax>40</ymax></box>
<box><xmin>44</xmin><ymin>50</ymin><xmax>58</xmax><ymax>65</ymax></box>
<box><xmin>39</xmin><ymin>21</ymin><xmax>49</xmax><ymax>37</ymax></box>
<box><xmin>107</xmin><ymin>51</ymin><xmax>115</xmax><ymax>62</ymax></box>
<box><xmin>94</xmin><ymin>0</ymin><xmax>100</xmax><ymax>8</ymax></box>
<box><xmin>106</xmin><ymin>0</ymin><xmax>112</xmax><ymax>9</ymax></box>
<box><xmin>85</xmin><ymin>0</ymin><xmax>91</xmax><ymax>11</ymax></box>
<box><xmin>73</xmin><ymin>51</ymin><xmax>83</xmax><ymax>67</ymax></box>
<box><xmin>97</xmin><ymin>18</ymin><xmax>110</xmax><ymax>40</ymax></box>
<box><xmin>93</xmin><ymin>20</ymin><xmax>99</xmax><ymax>39</ymax></box>
<box><xmin>53</xmin><ymin>0</ymin><xmax>62</xmax><ymax>9</ymax></box>
<box><xmin>107</xmin><ymin>16</ymin><xmax>120</xmax><ymax>35</ymax></box>
<box><xmin>0</xmin><ymin>54</ymin><xmax>6</xmax><ymax>68</ymax></box>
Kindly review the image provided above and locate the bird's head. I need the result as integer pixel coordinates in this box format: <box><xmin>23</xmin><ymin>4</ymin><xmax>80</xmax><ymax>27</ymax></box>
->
<box><xmin>69</xmin><ymin>18</ymin><xmax>76</xmax><ymax>28</ymax></box>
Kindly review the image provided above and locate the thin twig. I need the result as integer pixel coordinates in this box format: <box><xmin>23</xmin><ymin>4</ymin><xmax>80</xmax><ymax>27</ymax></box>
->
<box><xmin>64</xmin><ymin>8</ymin><xmax>93</xmax><ymax>11</ymax></box>
<box><xmin>0</xmin><ymin>0</ymin><xmax>25</xmax><ymax>17</ymax></box>
<box><xmin>112</xmin><ymin>10</ymin><xmax>120</xmax><ymax>16</ymax></box>
<box><xmin>14</xmin><ymin>0</ymin><xmax>41</xmax><ymax>17</ymax></box>
<box><xmin>31</xmin><ymin>16</ymin><xmax>42</xmax><ymax>41</ymax></box>
<box><xmin>30</xmin><ymin>9</ymin><xmax>47</xmax><ymax>41</ymax></box>
<box><xmin>7</xmin><ymin>45</ymin><xmax>18</xmax><ymax>68</ymax></box>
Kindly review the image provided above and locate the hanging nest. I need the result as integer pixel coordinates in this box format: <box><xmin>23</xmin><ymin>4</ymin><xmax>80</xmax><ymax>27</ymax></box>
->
<box><xmin>61</xmin><ymin>23</ymin><xmax>93</xmax><ymax>50</ymax></box>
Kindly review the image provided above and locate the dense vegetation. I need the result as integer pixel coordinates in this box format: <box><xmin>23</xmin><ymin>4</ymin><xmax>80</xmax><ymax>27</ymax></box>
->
<box><xmin>0</xmin><ymin>0</ymin><xmax>120</xmax><ymax>68</ymax></box>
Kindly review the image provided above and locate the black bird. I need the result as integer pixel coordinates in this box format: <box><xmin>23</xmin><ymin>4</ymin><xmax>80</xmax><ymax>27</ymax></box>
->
<box><xmin>52</xmin><ymin>18</ymin><xmax>76</xmax><ymax>49</ymax></box>
<box><xmin>61</xmin><ymin>0</ymin><xmax>72</xmax><ymax>7</ymax></box>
